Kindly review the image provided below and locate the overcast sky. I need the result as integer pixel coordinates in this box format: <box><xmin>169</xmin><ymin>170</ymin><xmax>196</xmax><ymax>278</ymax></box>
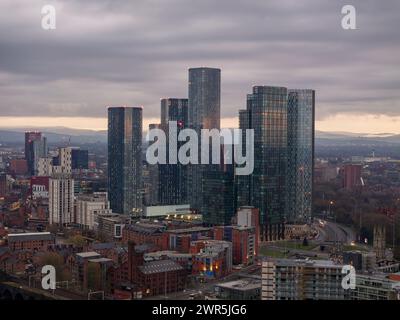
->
<box><xmin>0</xmin><ymin>0</ymin><xmax>399</xmax><ymax>133</ymax></box>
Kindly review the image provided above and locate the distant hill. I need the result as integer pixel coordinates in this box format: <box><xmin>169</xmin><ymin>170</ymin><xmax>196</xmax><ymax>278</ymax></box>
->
<box><xmin>1</xmin><ymin>127</ymin><xmax>399</xmax><ymax>146</ymax></box>
<box><xmin>315</xmin><ymin>130</ymin><xmax>400</xmax><ymax>146</ymax></box>
<box><xmin>0</xmin><ymin>127</ymin><xmax>107</xmax><ymax>145</ymax></box>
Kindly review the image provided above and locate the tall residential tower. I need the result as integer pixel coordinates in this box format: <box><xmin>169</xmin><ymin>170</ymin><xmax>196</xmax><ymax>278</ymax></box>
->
<box><xmin>286</xmin><ymin>89</ymin><xmax>315</xmax><ymax>223</ymax></box>
<box><xmin>159</xmin><ymin>98</ymin><xmax>188</xmax><ymax>205</ymax></box>
<box><xmin>187</xmin><ymin>67</ymin><xmax>221</xmax><ymax>211</ymax></box>
<box><xmin>108</xmin><ymin>107</ymin><xmax>143</xmax><ymax>215</ymax></box>
<box><xmin>237</xmin><ymin>86</ymin><xmax>288</xmax><ymax>241</ymax></box>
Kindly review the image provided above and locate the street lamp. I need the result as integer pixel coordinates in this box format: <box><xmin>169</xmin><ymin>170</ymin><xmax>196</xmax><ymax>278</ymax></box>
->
<box><xmin>328</xmin><ymin>201</ymin><xmax>334</xmax><ymax>220</ymax></box>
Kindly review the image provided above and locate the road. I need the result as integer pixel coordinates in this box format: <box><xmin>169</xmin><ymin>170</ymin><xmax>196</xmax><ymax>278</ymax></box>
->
<box><xmin>314</xmin><ymin>220</ymin><xmax>356</xmax><ymax>245</ymax></box>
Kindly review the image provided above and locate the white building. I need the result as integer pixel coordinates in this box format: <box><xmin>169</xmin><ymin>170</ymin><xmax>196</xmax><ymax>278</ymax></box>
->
<box><xmin>52</xmin><ymin>147</ymin><xmax>72</xmax><ymax>174</ymax></box>
<box><xmin>32</xmin><ymin>184</ymin><xmax>49</xmax><ymax>199</ymax></box>
<box><xmin>75</xmin><ymin>192</ymin><xmax>112</xmax><ymax>229</ymax></box>
<box><xmin>262</xmin><ymin>259</ymin><xmax>346</xmax><ymax>300</ymax></box>
<box><xmin>144</xmin><ymin>204</ymin><xmax>191</xmax><ymax>218</ymax></box>
<box><xmin>49</xmin><ymin>174</ymin><xmax>74</xmax><ymax>226</ymax></box>
<box><xmin>37</xmin><ymin>157</ymin><xmax>53</xmax><ymax>176</ymax></box>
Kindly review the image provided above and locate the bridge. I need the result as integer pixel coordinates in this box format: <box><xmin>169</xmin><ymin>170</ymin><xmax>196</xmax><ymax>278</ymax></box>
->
<box><xmin>0</xmin><ymin>271</ymin><xmax>68</xmax><ymax>300</ymax></box>
<box><xmin>0</xmin><ymin>281</ymin><xmax>64</xmax><ymax>300</ymax></box>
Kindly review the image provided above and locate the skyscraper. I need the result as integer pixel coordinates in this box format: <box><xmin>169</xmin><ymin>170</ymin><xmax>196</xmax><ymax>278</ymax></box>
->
<box><xmin>187</xmin><ymin>67</ymin><xmax>221</xmax><ymax>211</ymax></box>
<box><xmin>202</xmin><ymin>163</ymin><xmax>235</xmax><ymax>225</ymax></box>
<box><xmin>286</xmin><ymin>89</ymin><xmax>315</xmax><ymax>223</ymax></box>
<box><xmin>108</xmin><ymin>107</ymin><xmax>143</xmax><ymax>215</ymax></box>
<box><xmin>237</xmin><ymin>86</ymin><xmax>288</xmax><ymax>241</ymax></box>
<box><xmin>25</xmin><ymin>131</ymin><xmax>47</xmax><ymax>176</ymax></box>
<box><xmin>147</xmin><ymin>123</ymin><xmax>161</xmax><ymax>206</ymax></box>
<box><xmin>71</xmin><ymin>148</ymin><xmax>89</xmax><ymax>170</ymax></box>
<box><xmin>159</xmin><ymin>98</ymin><xmax>188</xmax><ymax>205</ymax></box>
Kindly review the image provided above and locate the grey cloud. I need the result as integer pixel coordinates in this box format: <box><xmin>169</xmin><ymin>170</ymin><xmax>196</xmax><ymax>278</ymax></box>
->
<box><xmin>0</xmin><ymin>0</ymin><xmax>399</xmax><ymax>120</ymax></box>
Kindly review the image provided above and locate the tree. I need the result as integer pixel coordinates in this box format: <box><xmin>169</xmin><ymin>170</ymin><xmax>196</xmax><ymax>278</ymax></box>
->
<box><xmin>67</xmin><ymin>235</ymin><xmax>86</xmax><ymax>247</ymax></box>
<box><xmin>87</xmin><ymin>262</ymin><xmax>102</xmax><ymax>291</ymax></box>
<box><xmin>38</xmin><ymin>252</ymin><xmax>71</xmax><ymax>282</ymax></box>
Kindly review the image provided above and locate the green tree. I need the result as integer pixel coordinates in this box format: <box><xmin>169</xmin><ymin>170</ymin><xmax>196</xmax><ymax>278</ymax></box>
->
<box><xmin>67</xmin><ymin>235</ymin><xmax>86</xmax><ymax>247</ymax></box>
<box><xmin>39</xmin><ymin>252</ymin><xmax>71</xmax><ymax>282</ymax></box>
<box><xmin>87</xmin><ymin>263</ymin><xmax>102</xmax><ymax>291</ymax></box>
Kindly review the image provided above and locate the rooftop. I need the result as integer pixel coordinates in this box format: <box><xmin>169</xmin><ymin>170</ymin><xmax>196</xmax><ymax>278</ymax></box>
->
<box><xmin>216</xmin><ymin>279</ymin><xmax>261</xmax><ymax>291</ymax></box>
<box><xmin>125</xmin><ymin>223</ymin><xmax>166</xmax><ymax>235</ymax></box>
<box><xmin>166</xmin><ymin>227</ymin><xmax>211</xmax><ymax>234</ymax></box>
<box><xmin>8</xmin><ymin>232</ymin><xmax>54</xmax><ymax>243</ymax></box>
<box><xmin>76</xmin><ymin>251</ymin><xmax>101</xmax><ymax>259</ymax></box>
<box><xmin>88</xmin><ymin>258</ymin><xmax>113</xmax><ymax>264</ymax></box>
<box><xmin>145</xmin><ymin>250</ymin><xmax>192</xmax><ymax>259</ymax></box>
<box><xmin>138</xmin><ymin>259</ymin><xmax>183</xmax><ymax>275</ymax></box>
<box><xmin>265</xmin><ymin>259</ymin><xmax>342</xmax><ymax>268</ymax></box>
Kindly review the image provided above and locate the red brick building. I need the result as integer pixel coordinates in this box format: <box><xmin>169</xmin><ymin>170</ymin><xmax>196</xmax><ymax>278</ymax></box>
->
<box><xmin>0</xmin><ymin>174</ymin><xmax>7</xmax><ymax>198</ymax></box>
<box><xmin>127</xmin><ymin>242</ymin><xmax>186</xmax><ymax>297</ymax></box>
<box><xmin>190</xmin><ymin>240</ymin><xmax>232</xmax><ymax>279</ymax></box>
<box><xmin>30</xmin><ymin>176</ymin><xmax>49</xmax><ymax>199</ymax></box>
<box><xmin>9</xmin><ymin>159</ymin><xmax>28</xmax><ymax>176</ymax></box>
<box><xmin>122</xmin><ymin>223</ymin><xmax>169</xmax><ymax>251</ymax></box>
<box><xmin>342</xmin><ymin>164</ymin><xmax>362</xmax><ymax>190</ymax></box>
<box><xmin>236</xmin><ymin>206</ymin><xmax>260</xmax><ymax>256</ymax></box>
<box><xmin>232</xmin><ymin>226</ymin><xmax>256</xmax><ymax>266</ymax></box>
<box><xmin>167</xmin><ymin>226</ymin><xmax>213</xmax><ymax>252</ymax></box>
<box><xmin>7</xmin><ymin>232</ymin><xmax>55</xmax><ymax>251</ymax></box>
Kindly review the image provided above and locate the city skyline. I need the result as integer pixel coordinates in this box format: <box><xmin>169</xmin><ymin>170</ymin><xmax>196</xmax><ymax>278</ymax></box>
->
<box><xmin>0</xmin><ymin>0</ymin><xmax>399</xmax><ymax>134</ymax></box>
<box><xmin>2</xmin><ymin>0</ymin><xmax>400</xmax><ymax>306</ymax></box>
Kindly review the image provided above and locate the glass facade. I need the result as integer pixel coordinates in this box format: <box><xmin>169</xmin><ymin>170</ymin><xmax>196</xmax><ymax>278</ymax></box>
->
<box><xmin>286</xmin><ymin>90</ymin><xmax>315</xmax><ymax>223</ymax></box>
<box><xmin>71</xmin><ymin>148</ymin><xmax>89</xmax><ymax>170</ymax></box>
<box><xmin>202</xmin><ymin>164</ymin><xmax>235</xmax><ymax>226</ymax></box>
<box><xmin>187</xmin><ymin>67</ymin><xmax>221</xmax><ymax>211</ymax></box>
<box><xmin>108</xmin><ymin>107</ymin><xmax>143</xmax><ymax>215</ymax></box>
<box><xmin>159</xmin><ymin>98</ymin><xmax>188</xmax><ymax>205</ymax></box>
<box><xmin>237</xmin><ymin>86</ymin><xmax>288</xmax><ymax>240</ymax></box>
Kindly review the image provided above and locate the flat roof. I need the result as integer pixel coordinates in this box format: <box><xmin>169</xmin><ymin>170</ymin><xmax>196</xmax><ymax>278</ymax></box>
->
<box><xmin>138</xmin><ymin>260</ymin><xmax>183</xmax><ymax>275</ymax></box>
<box><xmin>265</xmin><ymin>259</ymin><xmax>341</xmax><ymax>268</ymax></box>
<box><xmin>88</xmin><ymin>258</ymin><xmax>113</xmax><ymax>264</ymax></box>
<box><xmin>8</xmin><ymin>232</ymin><xmax>54</xmax><ymax>242</ymax></box>
<box><xmin>167</xmin><ymin>227</ymin><xmax>211</xmax><ymax>234</ymax></box>
<box><xmin>145</xmin><ymin>251</ymin><xmax>192</xmax><ymax>259</ymax></box>
<box><xmin>76</xmin><ymin>252</ymin><xmax>101</xmax><ymax>259</ymax></box>
<box><xmin>216</xmin><ymin>279</ymin><xmax>261</xmax><ymax>291</ymax></box>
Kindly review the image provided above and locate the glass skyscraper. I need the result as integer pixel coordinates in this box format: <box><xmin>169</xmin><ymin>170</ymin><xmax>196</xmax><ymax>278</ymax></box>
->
<box><xmin>286</xmin><ymin>89</ymin><xmax>315</xmax><ymax>223</ymax></box>
<box><xmin>108</xmin><ymin>107</ymin><xmax>143</xmax><ymax>216</ymax></box>
<box><xmin>187</xmin><ymin>67</ymin><xmax>221</xmax><ymax>211</ymax></box>
<box><xmin>202</xmin><ymin>162</ymin><xmax>236</xmax><ymax>226</ymax></box>
<box><xmin>237</xmin><ymin>86</ymin><xmax>288</xmax><ymax>241</ymax></box>
<box><xmin>25</xmin><ymin>131</ymin><xmax>47</xmax><ymax>176</ymax></box>
<box><xmin>159</xmin><ymin>98</ymin><xmax>188</xmax><ymax>205</ymax></box>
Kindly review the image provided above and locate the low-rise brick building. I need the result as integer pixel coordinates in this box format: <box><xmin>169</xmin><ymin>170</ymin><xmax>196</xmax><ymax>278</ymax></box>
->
<box><xmin>128</xmin><ymin>242</ymin><xmax>186</xmax><ymax>297</ymax></box>
<box><xmin>122</xmin><ymin>223</ymin><xmax>168</xmax><ymax>251</ymax></box>
<box><xmin>7</xmin><ymin>232</ymin><xmax>55</xmax><ymax>251</ymax></box>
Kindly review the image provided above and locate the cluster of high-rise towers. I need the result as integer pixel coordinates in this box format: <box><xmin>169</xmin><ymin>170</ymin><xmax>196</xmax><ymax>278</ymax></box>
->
<box><xmin>107</xmin><ymin>67</ymin><xmax>315</xmax><ymax>241</ymax></box>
